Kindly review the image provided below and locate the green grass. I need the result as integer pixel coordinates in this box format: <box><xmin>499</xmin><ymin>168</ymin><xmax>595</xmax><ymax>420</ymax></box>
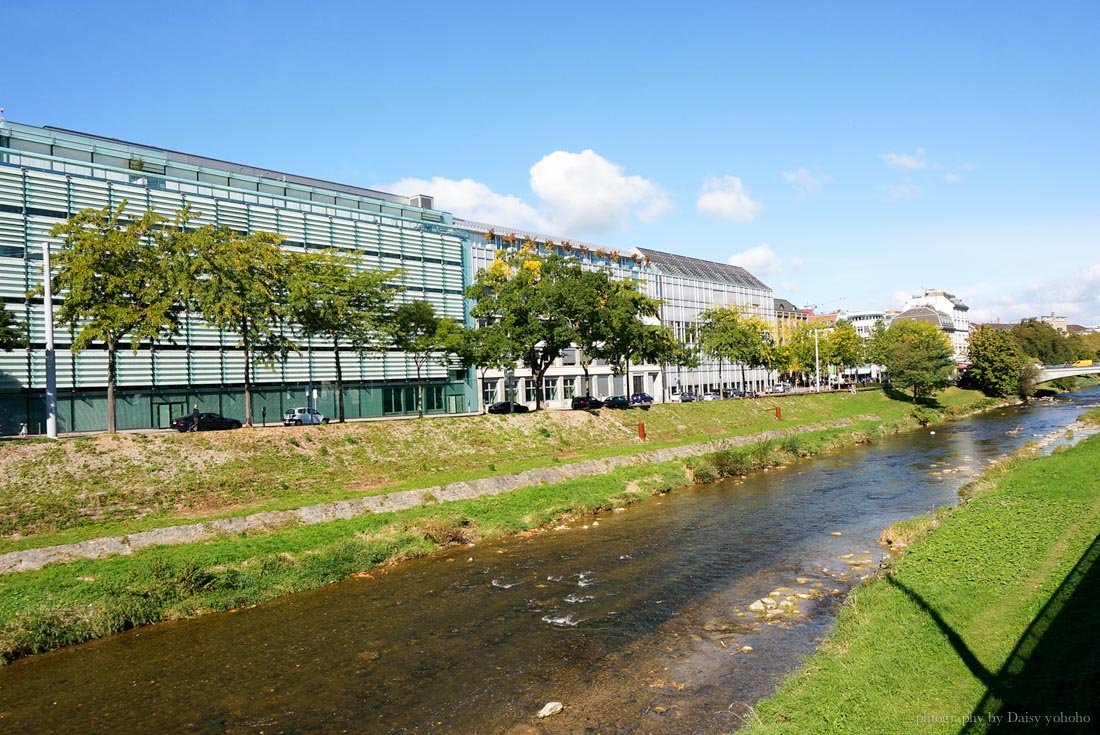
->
<box><xmin>742</xmin><ymin>435</ymin><xmax>1100</xmax><ymax>734</ymax></box>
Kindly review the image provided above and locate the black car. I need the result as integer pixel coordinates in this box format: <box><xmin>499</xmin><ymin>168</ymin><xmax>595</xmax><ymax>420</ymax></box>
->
<box><xmin>677</xmin><ymin>393</ymin><xmax>698</xmax><ymax>403</ymax></box>
<box><xmin>171</xmin><ymin>412</ymin><xmax>242</xmax><ymax>432</ymax></box>
<box><xmin>603</xmin><ymin>395</ymin><xmax>631</xmax><ymax>409</ymax></box>
<box><xmin>571</xmin><ymin>395</ymin><xmax>604</xmax><ymax>410</ymax></box>
<box><xmin>487</xmin><ymin>401</ymin><xmax>529</xmax><ymax>414</ymax></box>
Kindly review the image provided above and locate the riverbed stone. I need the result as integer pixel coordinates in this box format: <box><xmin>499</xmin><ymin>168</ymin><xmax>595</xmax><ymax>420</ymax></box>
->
<box><xmin>537</xmin><ymin>702</ymin><xmax>564</xmax><ymax>718</ymax></box>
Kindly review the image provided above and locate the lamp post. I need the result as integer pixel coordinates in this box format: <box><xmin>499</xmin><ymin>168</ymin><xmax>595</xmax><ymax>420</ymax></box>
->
<box><xmin>813</xmin><ymin>327</ymin><xmax>820</xmax><ymax>393</ymax></box>
<box><xmin>43</xmin><ymin>243</ymin><xmax>58</xmax><ymax>439</ymax></box>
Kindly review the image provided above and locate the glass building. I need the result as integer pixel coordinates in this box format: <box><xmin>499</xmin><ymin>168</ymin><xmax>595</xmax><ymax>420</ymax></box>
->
<box><xmin>0</xmin><ymin>121</ymin><xmax>474</xmax><ymax>433</ymax></box>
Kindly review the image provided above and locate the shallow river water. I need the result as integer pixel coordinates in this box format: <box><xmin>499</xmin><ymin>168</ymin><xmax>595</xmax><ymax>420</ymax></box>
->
<box><xmin>2</xmin><ymin>388</ymin><xmax>1098</xmax><ymax>734</ymax></box>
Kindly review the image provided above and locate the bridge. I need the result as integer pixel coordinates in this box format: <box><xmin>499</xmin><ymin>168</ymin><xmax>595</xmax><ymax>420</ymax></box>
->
<box><xmin>1034</xmin><ymin>363</ymin><xmax>1100</xmax><ymax>383</ymax></box>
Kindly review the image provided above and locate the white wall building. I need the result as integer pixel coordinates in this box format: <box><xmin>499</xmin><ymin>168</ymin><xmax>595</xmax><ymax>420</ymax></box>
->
<box><xmin>899</xmin><ymin>289</ymin><xmax>971</xmax><ymax>363</ymax></box>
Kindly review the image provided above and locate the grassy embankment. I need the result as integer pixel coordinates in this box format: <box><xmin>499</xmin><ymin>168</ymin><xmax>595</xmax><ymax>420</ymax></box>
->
<box><xmin>0</xmin><ymin>388</ymin><xmax>998</xmax><ymax>663</ymax></box>
<box><xmin>741</xmin><ymin>413</ymin><xmax>1100</xmax><ymax>734</ymax></box>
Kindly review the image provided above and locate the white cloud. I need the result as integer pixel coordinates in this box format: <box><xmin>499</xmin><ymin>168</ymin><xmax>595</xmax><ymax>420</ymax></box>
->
<box><xmin>966</xmin><ymin>265</ymin><xmax>1100</xmax><ymax>325</ymax></box>
<box><xmin>697</xmin><ymin>176</ymin><xmax>761</xmax><ymax>222</ymax></box>
<box><xmin>782</xmin><ymin>167</ymin><xmax>827</xmax><ymax>194</ymax></box>
<box><xmin>378</xmin><ymin>150</ymin><xmax>671</xmax><ymax>236</ymax></box>
<box><xmin>529</xmin><ymin>149</ymin><xmax>672</xmax><ymax>233</ymax></box>
<box><xmin>887</xmin><ymin>182</ymin><xmax>921</xmax><ymax>201</ymax></box>
<box><xmin>728</xmin><ymin>244</ymin><xmax>802</xmax><ymax>276</ymax></box>
<box><xmin>375</xmin><ymin>176</ymin><xmax>545</xmax><ymax>229</ymax></box>
<box><xmin>880</xmin><ymin>148</ymin><xmax>928</xmax><ymax>170</ymax></box>
<box><xmin>944</xmin><ymin>172</ymin><xmax>959</xmax><ymax>183</ymax></box>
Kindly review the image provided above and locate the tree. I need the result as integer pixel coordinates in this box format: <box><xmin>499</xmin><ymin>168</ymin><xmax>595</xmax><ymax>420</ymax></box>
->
<box><xmin>466</xmin><ymin>250</ymin><xmax>577</xmax><ymax>411</ymax></box>
<box><xmin>188</xmin><ymin>227</ymin><xmax>294</xmax><ymax>427</ymax></box>
<box><xmin>827</xmin><ymin>321</ymin><xmax>864</xmax><ymax>381</ymax></box>
<box><xmin>457</xmin><ymin>321</ymin><xmax>515</xmax><ymax>409</ymax></box>
<box><xmin>287</xmin><ymin>250</ymin><xmax>403</xmax><ymax>422</ymax></box>
<box><xmin>391</xmin><ymin>300</ymin><xmax>462</xmax><ymax>418</ymax></box>
<box><xmin>787</xmin><ymin>322</ymin><xmax>833</xmax><ymax>387</ymax></box>
<box><xmin>48</xmin><ymin>203</ymin><xmax>188</xmax><ymax>433</ymax></box>
<box><xmin>967</xmin><ymin>325</ymin><xmax>1031</xmax><ymax>398</ymax></box>
<box><xmin>0</xmin><ymin>308</ymin><xmax>26</xmax><ymax>351</ymax></box>
<box><xmin>698</xmin><ymin>305</ymin><xmax>774</xmax><ymax>390</ymax></box>
<box><xmin>884</xmin><ymin>319</ymin><xmax>955</xmax><ymax>402</ymax></box>
<box><xmin>1010</xmin><ymin>319</ymin><xmax>1075</xmax><ymax>365</ymax></box>
<box><xmin>588</xmin><ymin>278</ymin><xmax>676</xmax><ymax>392</ymax></box>
<box><xmin>865</xmin><ymin>319</ymin><xmax>892</xmax><ymax>373</ymax></box>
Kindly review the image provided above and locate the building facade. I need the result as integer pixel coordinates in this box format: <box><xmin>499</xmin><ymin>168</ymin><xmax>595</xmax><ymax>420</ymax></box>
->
<box><xmin>0</xmin><ymin>120</ymin><xmax>778</xmax><ymax>432</ymax></box>
<box><xmin>0</xmin><ymin>121</ymin><xmax>474</xmax><ymax>433</ymax></box>
<box><xmin>899</xmin><ymin>288</ymin><xmax>971</xmax><ymax>363</ymax></box>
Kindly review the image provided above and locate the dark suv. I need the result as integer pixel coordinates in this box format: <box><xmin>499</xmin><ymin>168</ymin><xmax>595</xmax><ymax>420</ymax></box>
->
<box><xmin>571</xmin><ymin>395</ymin><xmax>604</xmax><ymax>410</ymax></box>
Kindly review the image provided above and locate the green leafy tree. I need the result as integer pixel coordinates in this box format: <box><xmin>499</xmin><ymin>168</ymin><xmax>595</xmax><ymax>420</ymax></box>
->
<box><xmin>698</xmin><ymin>305</ymin><xmax>774</xmax><ymax>390</ymax></box>
<box><xmin>466</xmin><ymin>250</ymin><xmax>577</xmax><ymax>411</ymax></box>
<box><xmin>560</xmin><ymin>266</ymin><xmax>618</xmax><ymax>395</ymax></box>
<box><xmin>458</xmin><ymin>321</ymin><xmax>515</xmax><ymax>409</ymax></box>
<box><xmin>827</xmin><ymin>321</ymin><xmax>864</xmax><ymax>380</ymax></box>
<box><xmin>287</xmin><ymin>250</ymin><xmax>404</xmax><ymax>422</ymax></box>
<box><xmin>188</xmin><ymin>227</ymin><xmax>294</xmax><ymax>427</ymax></box>
<box><xmin>48</xmin><ymin>203</ymin><xmax>188</xmax><ymax>433</ymax></box>
<box><xmin>588</xmin><ymin>278</ymin><xmax>676</xmax><ymax>392</ymax></box>
<box><xmin>787</xmin><ymin>322</ymin><xmax>833</xmax><ymax>387</ymax></box>
<box><xmin>0</xmin><ymin>308</ymin><xmax>26</xmax><ymax>351</ymax></box>
<box><xmin>391</xmin><ymin>300</ymin><xmax>462</xmax><ymax>418</ymax></box>
<box><xmin>967</xmin><ymin>325</ymin><xmax>1031</xmax><ymax>398</ymax></box>
<box><xmin>865</xmin><ymin>319</ymin><xmax>892</xmax><ymax>369</ymax></box>
<box><xmin>1010</xmin><ymin>319</ymin><xmax>1076</xmax><ymax>364</ymax></box>
<box><xmin>884</xmin><ymin>319</ymin><xmax>955</xmax><ymax>402</ymax></box>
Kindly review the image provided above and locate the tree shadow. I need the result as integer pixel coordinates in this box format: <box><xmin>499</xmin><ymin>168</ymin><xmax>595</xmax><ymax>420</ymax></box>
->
<box><xmin>886</xmin><ymin>533</ymin><xmax>1100</xmax><ymax>733</ymax></box>
<box><xmin>881</xmin><ymin>383</ymin><xmax>944</xmax><ymax>409</ymax></box>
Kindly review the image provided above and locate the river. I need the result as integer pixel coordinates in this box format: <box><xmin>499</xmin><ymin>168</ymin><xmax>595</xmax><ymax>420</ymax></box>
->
<box><xmin>1</xmin><ymin>388</ymin><xmax>1098</xmax><ymax>734</ymax></box>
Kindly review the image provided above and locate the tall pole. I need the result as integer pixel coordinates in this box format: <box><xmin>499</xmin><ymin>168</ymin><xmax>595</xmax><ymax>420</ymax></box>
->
<box><xmin>814</xmin><ymin>327</ymin><xmax>820</xmax><ymax>393</ymax></box>
<box><xmin>43</xmin><ymin>243</ymin><xmax>58</xmax><ymax>439</ymax></box>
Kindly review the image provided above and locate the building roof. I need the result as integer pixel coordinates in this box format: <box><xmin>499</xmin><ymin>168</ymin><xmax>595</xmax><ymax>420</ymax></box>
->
<box><xmin>41</xmin><ymin>125</ymin><xmax>416</xmax><ymax>207</ymax></box>
<box><xmin>974</xmin><ymin>323</ymin><xmax>1015</xmax><ymax>331</ymax></box>
<box><xmin>894</xmin><ymin>306</ymin><xmax>956</xmax><ymax>330</ymax></box>
<box><xmin>774</xmin><ymin>298</ymin><xmax>801</xmax><ymax>313</ymax></box>
<box><xmin>636</xmin><ymin>248</ymin><xmax>770</xmax><ymax>291</ymax></box>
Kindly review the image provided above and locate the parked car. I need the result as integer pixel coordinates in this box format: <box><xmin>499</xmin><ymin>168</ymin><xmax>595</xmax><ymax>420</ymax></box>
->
<box><xmin>603</xmin><ymin>395</ymin><xmax>631</xmax><ymax>409</ymax></box>
<box><xmin>765</xmin><ymin>384</ymin><xmax>788</xmax><ymax>394</ymax></box>
<box><xmin>676</xmin><ymin>393</ymin><xmax>698</xmax><ymax>403</ymax></box>
<box><xmin>630</xmin><ymin>393</ymin><xmax>654</xmax><ymax>406</ymax></box>
<box><xmin>171</xmin><ymin>412</ymin><xmax>242</xmax><ymax>432</ymax></box>
<box><xmin>283</xmin><ymin>407</ymin><xmax>329</xmax><ymax>426</ymax></box>
<box><xmin>487</xmin><ymin>401</ymin><xmax>529</xmax><ymax>414</ymax></box>
<box><xmin>702</xmin><ymin>392</ymin><xmax>721</xmax><ymax>401</ymax></box>
<box><xmin>571</xmin><ymin>395</ymin><xmax>604</xmax><ymax>410</ymax></box>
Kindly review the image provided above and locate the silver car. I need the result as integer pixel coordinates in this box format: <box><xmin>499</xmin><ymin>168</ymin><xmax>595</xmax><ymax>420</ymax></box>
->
<box><xmin>283</xmin><ymin>407</ymin><xmax>329</xmax><ymax>426</ymax></box>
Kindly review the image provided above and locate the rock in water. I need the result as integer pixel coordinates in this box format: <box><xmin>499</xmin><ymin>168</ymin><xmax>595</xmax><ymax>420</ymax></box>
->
<box><xmin>538</xmin><ymin>702</ymin><xmax>564</xmax><ymax>719</ymax></box>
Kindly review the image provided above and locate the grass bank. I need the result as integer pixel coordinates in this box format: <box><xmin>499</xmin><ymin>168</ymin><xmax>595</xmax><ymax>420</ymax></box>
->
<box><xmin>0</xmin><ymin>388</ymin><xmax>998</xmax><ymax>552</ymax></box>
<box><xmin>741</xmin><ymin>433</ymin><xmax>1100</xmax><ymax>734</ymax></box>
<box><xmin>0</xmin><ymin>388</ymin><xmax>1000</xmax><ymax>664</ymax></box>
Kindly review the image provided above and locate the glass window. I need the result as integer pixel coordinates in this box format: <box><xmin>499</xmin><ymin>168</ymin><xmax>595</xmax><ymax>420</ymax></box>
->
<box><xmin>543</xmin><ymin>377</ymin><xmax>558</xmax><ymax>401</ymax></box>
<box><xmin>563</xmin><ymin>378</ymin><xmax>577</xmax><ymax>400</ymax></box>
<box><xmin>525</xmin><ymin>380</ymin><xmax>538</xmax><ymax>403</ymax></box>
<box><xmin>482</xmin><ymin>380</ymin><xmax>498</xmax><ymax>405</ymax></box>
<box><xmin>561</xmin><ymin>349</ymin><xmax>577</xmax><ymax>366</ymax></box>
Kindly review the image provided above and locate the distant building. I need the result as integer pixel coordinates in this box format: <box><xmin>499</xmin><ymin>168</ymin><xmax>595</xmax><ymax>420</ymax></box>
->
<box><xmin>839</xmin><ymin>310</ymin><xmax>889</xmax><ymax>339</ymax></box>
<box><xmin>897</xmin><ymin>289</ymin><xmax>971</xmax><ymax>363</ymax></box>
<box><xmin>1039</xmin><ymin>313</ymin><xmax>1068</xmax><ymax>333</ymax></box>
<box><xmin>773</xmin><ymin>298</ymin><xmax>807</xmax><ymax>343</ymax></box>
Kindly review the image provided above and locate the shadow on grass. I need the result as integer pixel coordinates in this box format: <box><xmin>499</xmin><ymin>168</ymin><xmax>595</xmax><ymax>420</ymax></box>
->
<box><xmin>959</xmin><ymin>531</ymin><xmax>1100</xmax><ymax>733</ymax></box>
<box><xmin>887</xmin><ymin>533</ymin><xmax>1100</xmax><ymax>731</ymax></box>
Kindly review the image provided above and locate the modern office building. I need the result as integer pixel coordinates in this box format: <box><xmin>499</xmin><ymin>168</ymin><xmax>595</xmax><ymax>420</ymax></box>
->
<box><xmin>0</xmin><ymin>121</ymin><xmax>474</xmax><ymax>433</ymax></box>
<box><xmin>0</xmin><ymin>120</ymin><xmax>777</xmax><ymax>433</ymax></box>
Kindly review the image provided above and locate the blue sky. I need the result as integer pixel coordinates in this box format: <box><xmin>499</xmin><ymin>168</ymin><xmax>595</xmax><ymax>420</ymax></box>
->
<box><xmin>6</xmin><ymin>1</ymin><xmax>1099</xmax><ymax>324</ymax></box>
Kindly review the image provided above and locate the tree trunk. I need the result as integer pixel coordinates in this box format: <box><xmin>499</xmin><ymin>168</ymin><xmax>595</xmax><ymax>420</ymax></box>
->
<box><xmin>581</xmin><ymin>358</ymin><xmax>591</xmax><ymax>395</ymax></box>
<box><xmin>244</xmin><ymin>346</ymin><xmax>253</xmax><ymax>428</ymax></box>
<box><xmin>740</xmin><ymin>363</ymin><xmax>748</xmax><ymax>394</ymax></box>
<box><xmin>334</xmin><ymin>342</ymin><xmax>345</xmax><ymax>423</ymax></box>
<box><xmin>106</xmin><ymin>341</ymin><xmax>118</xmax><ymax>434</ymax></box>
<box><xmin>416</xmin><ymin>362</ymin><xmax>424</xmax><ymax>418</ymax></box>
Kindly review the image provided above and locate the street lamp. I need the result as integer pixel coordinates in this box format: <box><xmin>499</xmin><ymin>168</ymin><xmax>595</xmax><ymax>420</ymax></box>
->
<box><xmin>814</xmin><ymin>327</ymin><xmax>820</xmax><ymax>393</ymax></box>
<box><xmin>43</xmin><ymin>243</ymin><xmax>58</xmax><ymax>439</ymax></box>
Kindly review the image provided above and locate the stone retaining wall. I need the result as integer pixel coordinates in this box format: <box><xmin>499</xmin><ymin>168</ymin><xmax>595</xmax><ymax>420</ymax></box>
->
<box><xmin>0</xmin><ymin>418</ymin><xmax>859</xmax><ymax>575</ymax></box>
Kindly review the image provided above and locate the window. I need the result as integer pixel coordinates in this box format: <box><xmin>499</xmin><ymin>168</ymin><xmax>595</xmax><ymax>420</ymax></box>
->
<box><xmin>543</xmin><ymin>377</ymin><xmax>559</xmax><ymax>401</ymax></box>
<box><xmin>563</xmin><ymin>377</ymin><xmax>577</xmax><ymax>400</ymax></box>
<box><xmin>525</xmin><ymin>380</ymin><xmax>538</xmax><ymax>403</ymax></box>
<box><xmin>562</xmin><ymin>349</ymin><xmax>577</xmax><ymax>366</ymax></box>
<box><xmin>483</xmin><ymin>379</ymin><xmax>499</xmax><ymax>405</ymax></box>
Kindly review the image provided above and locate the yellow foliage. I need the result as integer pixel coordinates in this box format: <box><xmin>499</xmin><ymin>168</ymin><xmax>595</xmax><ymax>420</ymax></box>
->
<box><xmin>521</xmin><ymin>260</ymin><xmax>542</xmax><ymax>278</ymax></box>
<box><xmin>487</xmin><ymin>259</ymin><xmax>513</xmax><ymax>278</ymax></box>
